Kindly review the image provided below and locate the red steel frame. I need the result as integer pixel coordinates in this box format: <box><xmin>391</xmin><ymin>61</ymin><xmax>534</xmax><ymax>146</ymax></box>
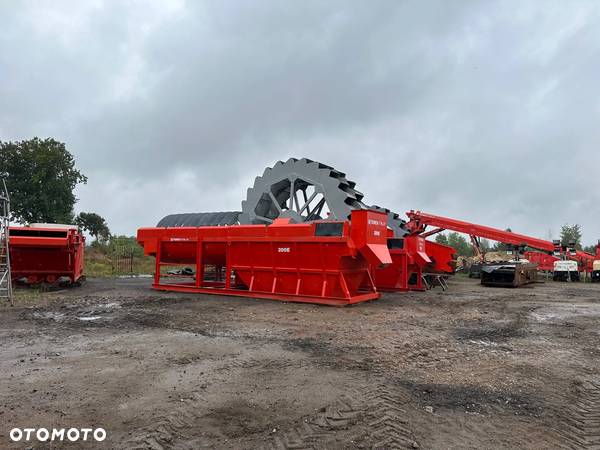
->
<box><xmin>9</xmin><ymin>225</ymin><xmax>85</xmax><ymax>284</ymax></box>
<box><xmin>424</xmin><ymin>239</ymin><xmax>457</xmax><ymax>274</ymax></box>
<box><xmin>371</xmin><ymin>235</ymin><xmax>431</xmax><ymax>291</ymax></box>
<box><xmin>405</xmin><ymin>210</ymin><xmax>555</xmax><ymax>252</ymax></box>
<box><xmin>405</xmin><ymin>210</ymin><xmax>597</xmax><ymax>272</ymax></box>
<box><xmin>524</xmin><ymin>250</ymin><xmax>596</xmax><ymax>273</ymax></box>
<box><xmin>138</xmin><ymin>210</ymin><xmax>392</xmax><ymax>306</ymax></box>
<box><xmin>523</xmin><ymin>251</ymin><xmax>557</xmax><ymax>271</ymax></box>
<box><xmin>370</xmin><ymin>226</ymin><xmax>457</xmax><ymax>293</ymax></box>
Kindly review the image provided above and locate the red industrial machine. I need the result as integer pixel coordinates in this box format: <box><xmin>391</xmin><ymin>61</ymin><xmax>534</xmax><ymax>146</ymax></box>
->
<box><xmin>369</xmin><ymin>235</ymin><xmax>456</xmax><ymax>292</ymax></box>
<box><xmin>572</xmin><ymin>251</ymin><xmax>596</xmax><ymax>273</ymax></box>
<box><xmin>142</xmin><ymin>158</ymin><xmax>458</xmax><ymax>304</ymax></box>
<box><xmin>139</xmin><ymin>154</ymin><xmax>596</xmax><ymax>303</ymax></box>
<box><xmin>404</xmin><ymin>210</ymin><xmax>597</xmax><ymax>282</ymax></box>
<box><xmin>425</xmin><ymin>240</ymin><xmax>458</xmax><ymax>274</ymax></box>
<box><xmin>524</xmin><ymin>247</ymin><xmax>596</xmax><ymax>274</ymax></box>
<box><xmin>523</xmin><ymin>251</ymin><xmax>557</xmax><ymax>271</ymax></box>
<box><xmin>405</xmin><ymin>211</ymin><xmax>554</xmax><ymax>255</ymax></box>
<box><xmin>138</xmin><ymin>210</ymin><xmax>392</xmax><ymax>306</ymax></box>
<box><xmin>9</xmin><ymin>225</ymin><xmax>85</xmax><ymax>285</ymax></box>
<box><xmin>369</xmin><ymin>234</ymin><xmax>430</xmax><ymax>292</ymax></box>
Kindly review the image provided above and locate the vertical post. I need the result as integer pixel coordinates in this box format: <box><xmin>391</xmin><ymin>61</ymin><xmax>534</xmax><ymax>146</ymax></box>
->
<box><xmin>402</xmin><ymin>253</ymin><xmax>408</xmax><ymax>290</ymax></box>
<box><xmin>225</xmin><ymin>242</ymin><xmax>232</xmax><ymax>289</ymax></box>
<box><xmin>295</xmin><ymin>242</ymin><xmax>301</xmax><ymax>295</ymax></box>
<box><xmin>195</xmin><ymin>238</ymin><xmax>203</xmax><ymax>288</ymax></box>
<box><xmin>154</xmin><ymin>238</ymin><xmax>162</xmax><ymax>287</ymax></box>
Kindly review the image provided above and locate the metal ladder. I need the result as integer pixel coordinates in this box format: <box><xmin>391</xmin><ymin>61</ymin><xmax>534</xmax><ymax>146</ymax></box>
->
<box><xmin>0</xmin><ymin>178</ymin><xmax>12</xmax><ymax>305</ymax></box>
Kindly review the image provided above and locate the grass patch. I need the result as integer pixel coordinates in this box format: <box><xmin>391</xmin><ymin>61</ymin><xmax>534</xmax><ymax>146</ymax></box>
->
<box><xmin>84</xmin><ymin>246</ymin><xmax>155</xmax><ymax>277</ymax></box>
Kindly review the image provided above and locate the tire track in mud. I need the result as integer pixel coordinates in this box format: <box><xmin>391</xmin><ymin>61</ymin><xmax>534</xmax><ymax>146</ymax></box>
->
<box><xmin>557</xmin><ymin>377</ymin><xmax>600</xmax><ymax>449</ymax></box>
<box><xmin>124</xmin><ymin>374</ymin><xmax>419</xmax><ymax>450</ymax></box>
<box><xmin>122</xmin><ymin>391</ymin><xmax>206</xmax><ymax>450</ymax></box>
<box><xmin>120</xmin><ymin>357</ymin><xmax>307</xmax><ymax>450</ymax></box>
<box><xmin>354</xmin><ymin>384</ymin><xmax>417</xmax><ymax>449</ymax></box>
<box><xmin>264</xmin><ymin>383</ymin><xmax>417</xmax><ymax>450</ymax></box>
<box><xmin>122</xmin><ymin>347</ymin><xmax>550</xmax><ymax>450</ymax></box>
<box><xmin>266</xmin><ymin>393</ymin><xmax>366</xmax><ymax>450</ymax></box>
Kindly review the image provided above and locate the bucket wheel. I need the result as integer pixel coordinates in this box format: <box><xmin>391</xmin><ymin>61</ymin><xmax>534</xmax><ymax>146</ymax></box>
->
<box><xmin>239</xmin><ymin>157</ymin><xmax>406</xmax><ymax>236</ymax></box>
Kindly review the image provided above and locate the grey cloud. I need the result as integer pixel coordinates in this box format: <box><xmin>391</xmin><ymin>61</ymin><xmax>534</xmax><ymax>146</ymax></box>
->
<box><xmin>1</xmin><ymin>0</ymin><xmax>599</xmax><ymax>244</ymax></box>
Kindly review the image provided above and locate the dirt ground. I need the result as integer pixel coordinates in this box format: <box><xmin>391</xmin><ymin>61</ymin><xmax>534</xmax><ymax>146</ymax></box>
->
<box><xmin>0</xmin><ymin>277</ymin><xmax>599</xmax><ymax>449</ymax></box>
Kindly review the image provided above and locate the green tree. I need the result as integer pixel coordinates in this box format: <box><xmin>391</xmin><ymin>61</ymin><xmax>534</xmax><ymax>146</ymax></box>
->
<box><xmin>435</xmin><ymin>233</ymin><xmax>449</xmax><ymax>246</ymax></box>
<box><xmin>583</xmin><ymin>244</ymin><xmax>597</xmax><ymax>254</ymax></box>
<box><xmin>560</xmin><ymin>224</ymin><xmax>583</xmax><ymax>250</ymax></box>
<box><xmin>447</xmin><ymin>232</ymin><xmax>473</xmax><ymax>257</ymax></box>
<box><xmin>0</xmin><ymin>138</ymin><xmax>87</xmax><ymax>224</ymax></box>
<box><xmin>75</xmin><ymin>212</ymin><xmax>110</xmax><ymax>242</ymax></box>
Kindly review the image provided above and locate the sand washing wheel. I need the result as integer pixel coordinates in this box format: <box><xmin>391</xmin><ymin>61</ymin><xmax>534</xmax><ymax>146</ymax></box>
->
<box><xmin>158</xmin><ymin>157</ymin><xmax>406</xmax><ymax>237</ymax></box>
<box><xmin>239</xmin><ymin>158</ymin><xmax>406</xmax><ymax>236</ymax></box>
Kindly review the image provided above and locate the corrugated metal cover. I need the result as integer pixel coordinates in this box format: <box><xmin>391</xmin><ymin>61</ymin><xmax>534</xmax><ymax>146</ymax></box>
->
<box><xmin>157</xmin><ymin>211</ymin><xmax>241</xmax><ymax>227</ymax></box>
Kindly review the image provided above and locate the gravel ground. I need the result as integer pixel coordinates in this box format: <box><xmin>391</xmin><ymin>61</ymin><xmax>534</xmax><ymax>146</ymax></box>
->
<box><xmin>0</xmin><ymin>277</ymin><xmax>599</xmax><ymax>449</ymax></box>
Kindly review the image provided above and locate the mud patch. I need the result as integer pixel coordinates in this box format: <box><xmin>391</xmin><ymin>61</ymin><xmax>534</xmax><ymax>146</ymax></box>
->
<box><xmin>401</xmin><ymin>380</ymin><xmax>543</xmax><ymax>416</ymax></box>
<box><xmin>21</xmin><ymin>306</ymin><xmax>164</xmax><ymax>331</ymax></box>
<box><xmin>202</xmin><ymin>401</ymin><xmax>273</xmax><ymax>438</ymax></box>
<box><xmin>531</xmin><ymin>304</ymin><xmax>600</xmax><ymax>322</ymax></box>
<box><xmin>282</xmin><ymin>337</ymin><xmax>336</xmax><ymax>357</ymax></box>
<box><xmin>454</xmin><ymin>321</ymin><xmax>527</xmax><ymax>343</ymax></box>
<box><xmin>281</xmin><ymin>337</ymin><xmax>375</xmax><ymax>372</ymax></box>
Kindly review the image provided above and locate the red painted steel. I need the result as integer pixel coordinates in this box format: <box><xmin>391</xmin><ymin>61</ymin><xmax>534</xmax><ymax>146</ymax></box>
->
<box><xmin>9</xmin><ymin>225</ymin><xmax>85</xmax><ymax>284</ymax></box>
<box><xmin>525</xmin><ymin>250</ymin><xmax>595</xmax><ymax>273</ymax></box>
<box><xmin>406</xmin><ymin>210</ymin><xmax>597</xmax><ymax>273</ymax></box>
<box><xmin>406</xmin><ymin>210</ymin><xmax>555</xmax><ymax>252</ymax></box>
<box><xmin>424</xmin><ymin>240</ymin><xmax>457</xmax><ymax>274</ymax></box>
<box><xmin>366</xmin><ymin>236</ymin><xmax>456</xmax><ymax>292</ymax></box>
<box><xmin>523</xmin><ymin>251</ymin><xmax>557</xmax><ymax>271</ymax></box>
<box><xmin>137</xmin><ymin>210</ymin><xmax>391</xmax><ymax>306</ymax></box>
<box><xmin>575</xmin><ymin>250</ymin><xmax>595</xmax><ymax>273</ymax></box>
<box><xmin>371</xmin><ymin>235</ymin><xmax>430</xmax><ymax>292</ymax></box>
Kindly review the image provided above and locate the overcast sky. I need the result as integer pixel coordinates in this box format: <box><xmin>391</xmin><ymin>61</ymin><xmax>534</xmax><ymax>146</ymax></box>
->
<box><xmin>1</xmin><ymin>1</ymin><xmax>599</xmax><ymax>244</ymax></box>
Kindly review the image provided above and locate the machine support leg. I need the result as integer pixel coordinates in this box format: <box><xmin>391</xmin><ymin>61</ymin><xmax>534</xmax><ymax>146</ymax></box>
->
<box><xmin>225</xmin><ymin>243</ymin><xmax>232</xmax><ymax>289</ymax></box>
<box><xmin>365</xmin><ymin>267</ymin><xmax>377</xmax><ymax>292</ymax></box>
<box><xmin>339</xmin><ymin>273</ymin><xmax>351</xmax><ymax>298</ymax></box>
<box><xmin>195</xmin><ymin>240</ymin><xmax>203</xmax><ymax>288</ymax></box>
<box><xmin>154</xmin><ymin>242</ymin><xmax>162</xmax><ymax>286</ymax></box>
<box><xmin>402</xmin><ymin>254</ymin><xmax>408</xmax><ymax>289</ymax></box>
